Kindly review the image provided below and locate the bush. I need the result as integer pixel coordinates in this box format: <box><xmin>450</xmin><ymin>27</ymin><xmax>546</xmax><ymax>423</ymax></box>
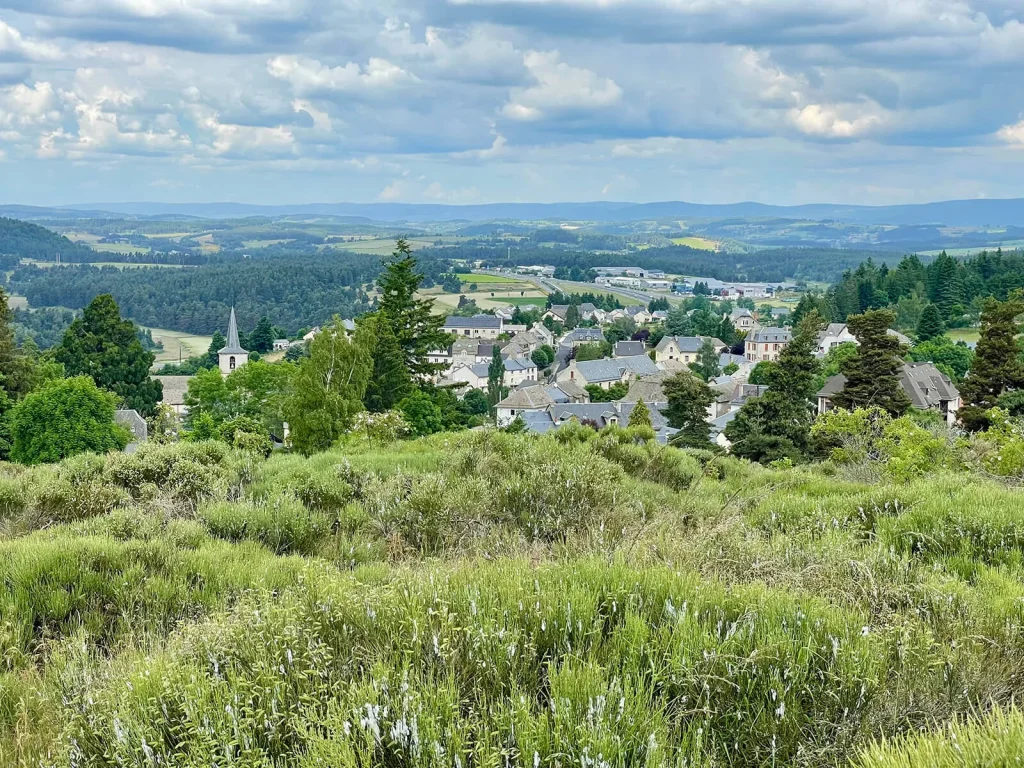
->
<box><xmin>200</xmin><ymin>498</ymin><xmax>331</xmax><ymax>555</ymax></box>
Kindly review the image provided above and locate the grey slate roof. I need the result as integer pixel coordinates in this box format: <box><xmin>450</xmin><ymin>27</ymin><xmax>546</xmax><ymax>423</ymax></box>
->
<box><xmin>115</xmin><ymin>410</ymin><xmax>148</xmax><ymax>442</ymax></box>
<box><xmin>657</xmin><ymin>336</ymin><xmax>729</xmax><ymax>354</ymax></box>
<box><xmin>547</xmin><ymin>305</ymin><xmax>570</xmax><ymax>320</ymax></box>
<box><xmin>218</xmin><ymin>307</ymin><xmax>247</xmax><ymax>354</ymax></box>
<box><xmin>817</xmin><ymin>362</ymin><xmax>959</xmax><ymax>408</ymax></box>
<box><xmin>575</xmin><ymin>355</ymin><xmax>659</xmax><ymax>383</ymax></box>
<box><xmin>444</xmin><ymin>314</ymin><xmax>501</xmax><ymax>329</ymax></box>
<box><xmin>564</xmin><ymin>327</ymin><xmax>605</xmax><ymax>344</ymax></box>
<box><xmin>504</xmin><ymin>358</ymin><xmax>537</xmax><ymax>372</ymax></box>
<box><xmin>154</xmin><ymin>375</ymin><xmax>190</xmax><ymax>406</ymax></box>
<box><xmin>497</xmin><ymin>387</ymin><xmax>555</xmax><ymax>409</ymax></box>
<box><xmin>614</xmin><ymin>341</ymin><xmax>646</xmax><ymax>358</ymax></box>
<box><xmin>749</xmin><ymin>327</ymin><xmax>792</xmax><ymax>344</ymax></box>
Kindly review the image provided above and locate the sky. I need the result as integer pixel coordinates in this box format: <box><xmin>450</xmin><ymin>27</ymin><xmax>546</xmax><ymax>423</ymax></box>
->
<box><xmin>1</xmin><ymin>0</ymin><xmax>1024</xmax><ymax>207</ymax></box>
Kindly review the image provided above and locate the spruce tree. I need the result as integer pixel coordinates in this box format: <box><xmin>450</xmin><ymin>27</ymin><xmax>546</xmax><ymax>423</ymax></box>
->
<box><xmin>564</xmin><ymin>304</ymin><xmax>581</xmax><ymax>330</ymax></box>
<box><xmin>661</xmin><ymin>371</ymin><xmax>716</xmax><ymax>449</ymax></box>
<box><xmin>916</xmin><ymin>303</ymin><xmax>945</xmax><ymax>342</ymax></box>
<box><xmin>55</xmin><ymin>294</ymin><xmax>162</xmax><ymax>416</ymax></box>
<box><xmin>377</xmin><ymin>239</ymin><xmax>453</xmax><ymax>378</ymax></box>
<box><xmin>249</xmin><ymin>316</ymin><xmax>275</xmax><ymax>353</ymax></box>
<box><xmin>360</xmin><ymin>313</ymin><xmax>412</xmax><ymax>413</ymax></box>
<box><xmin>831</xmin><ymin>309</ymin><xmax>911</xmax><ymax>416</ymax></box>
<box><xmin>958</xmin><ymin>295</ymin><xmax>1024</xmax><ymax>431</ymax></box>
<box><xmin>725</xmin><ymin>311</ymin><xmax>823</xmax><ymax>462</ymax></box>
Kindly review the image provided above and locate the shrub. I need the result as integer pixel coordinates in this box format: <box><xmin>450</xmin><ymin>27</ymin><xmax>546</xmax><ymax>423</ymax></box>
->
<box><xmin>200</xmin><ymin>498</ymin><xmax>331</xmax><ymax>555</ymax></box>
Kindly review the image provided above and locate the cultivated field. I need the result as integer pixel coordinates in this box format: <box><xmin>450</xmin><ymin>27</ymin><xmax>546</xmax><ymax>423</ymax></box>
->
<box><xmin>144</xmin><ymin>326</ymin><xmax>214</xmax><ymax>364</ymax></box>
<box><xmin>672</xmin><ymin>236</ymin><xmax>720</xmax><ymax>250</ymax></box>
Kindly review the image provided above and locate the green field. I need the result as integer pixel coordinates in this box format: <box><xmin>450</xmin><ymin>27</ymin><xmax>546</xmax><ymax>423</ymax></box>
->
<box><xmin>947</xmin><ymin>327</ymin><xmax>980</xmax><ymax>344</ymax></box>
<box><xmin>89</xmin><ymin>242</ymin><xmax>152</xmax><ymax>255</ymax></box>
<box><xmin>454</xmin><ymin>273</ymin><xmax>520</xmax><ymax>284</ymax></box>
<box><xmin>500</xmin><ymin>296</ymin><xmax>549</xmax><ymax>307</ymax></box>
<box><xmin>143</xmin><ymin>326</ymin><xmax>214</xmax><ymax>364</ymax></box>
<box><xmin>6</xmin><ymin>294</ymin><xmax>28</xmax><ymax>310</ymax></box>
<box><xmin>671</xmin><ymin>236</ymin><xmax>719</xmax><ymax>251</ymax></box>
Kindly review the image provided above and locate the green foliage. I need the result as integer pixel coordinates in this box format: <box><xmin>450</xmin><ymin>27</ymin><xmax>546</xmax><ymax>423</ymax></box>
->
<box><xmin>398</xmin><ymin>389</ymin><xmax>445</xmax><ymax>436</ymax></box>
<box><xmin>832</xmin><ymin>309</ymin><xmax>911</xmax><ymax>416</ymax></box>
<box><xmin>247</xmin><ymin>315</ymin><xmax>275</xmax><ymax>353</ymax></box>
<box><xmin>186</xmin><ymin>411</ymin><xmax>220</xmax><ymax>442</ymax></box>
<box><xmin>574</xmin><ymin>341</ymin><xmax>607</xmax><ymax>361</ymax></box>
<box><xmin>907</xmin><ymin>336</ymin><xmax>973</xmax><ymax>382</ymax></box>
<box><xmin>629</xmin><ymin>398</ymin><xmax>652</xmax><ymax>427</ymax></box>
<box><xmin>662</xmin><ymin>370</ymin><xmax>716</xmax><ymax>448</ymax></box>
<box><xmin>55</xmin><ymin>294</ymin><xmax>162</xmax><ymax>416</ymax></box>
<box><xmin>688</xmin><ymin>336</ymin><xmax>722</xmax><ymax>381</ymax></box>
<box><xmin>486</xmin><ymin>346</ymin><xmax>506</xmax><ymax>409</ymax></box>
<box><xmin>915</xmin><ymin>303</ymin><xmax>945</xmax><ymax>341</ymax></box>
<box><xmin>10</xmin><ymin>376</ymin><xmax>130</xmax><ymax>464</ymax></box>
<box><xmin>585</xmin><ymin>382</ymin><xmax>628</xmax><ymax>402</ymax></box>
<box><xmin>959</xmin><ymin>295</ymin><xmax>1024</xmax><ymax>431</ymax></box>
<box><xmin>201</xmin><ymin>498</ymin><xmax>330</xmax><ymax>555</ymax></box>
<box><xmin>286</xmin><ymin>318</ymin><xmax>373</xmax><ymax>455</ymax></box>
<box><xmin>748</xmin><ymin>360</ymin><xmax>777</xmax><ymax>385</ymax></box>
<box><xmin>377</xmin><ymin>239</ymin><xmax>453</xmax><ymax>378</ymax></box>
<box><xmin>857</xmin><ymin>707</ymin><xmax>1024</xmax><ymax>768</ymax></box>
<box><xmin>359</xmin><ymin>312</ymin><xmax>412</xmax><ymax>413</ymax></box>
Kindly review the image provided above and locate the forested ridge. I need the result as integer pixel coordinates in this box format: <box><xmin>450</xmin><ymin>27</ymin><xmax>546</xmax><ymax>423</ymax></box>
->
<box><xmin>0</xmin><ymin>217</ymin><xmax>93</xmax><ymax>265</ymax></box>
<box><xmin>10</xmin><ymin>256</ymin><xmax>381</xmax><ymax>335</ymax></box>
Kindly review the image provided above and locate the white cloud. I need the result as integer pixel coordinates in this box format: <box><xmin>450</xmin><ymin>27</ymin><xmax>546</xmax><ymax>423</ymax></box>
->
<box><xmin>997</xmin><ymin>120</ymin><xmax>1024</xmax><ymax>147</ymax></box>
<box><xmin>292</xmin><ymin>99</ymin><xmax>332</xmax><ymax>131</ymax></box>
<box><xmin>789</xmin><ymin>103</ymin><xmax>884</xmax><ymax>138</ymax></box>
<box><xmin>503</xmin><ymin>50</ymin><xmax>622</xmax><ymax>120</ymax></box>
<box><xmin>0</xmin><ymin>21</ymin><xmax>61</xmax><ymax>61</ymax></box>
<box><xmin>377</xmin><ymin>179</ymin><xmax>409</xmax><ymax>200</ymax></box>
<box><xmin>267</xmin><ymin>55</ymin><xmax>416</xmax><ymax>95</ymax></box>
<box><xmin>0</xmin><ymin>82</ymin><xmax>63</xmax><ymax>130</ymax></box>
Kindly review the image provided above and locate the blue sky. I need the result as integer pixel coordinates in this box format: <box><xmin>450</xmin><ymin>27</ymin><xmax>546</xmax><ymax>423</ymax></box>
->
<box><xmin>1</xmin><ymin>0</ymin><xmax>1023</xmax><ymax>207</ymax></box>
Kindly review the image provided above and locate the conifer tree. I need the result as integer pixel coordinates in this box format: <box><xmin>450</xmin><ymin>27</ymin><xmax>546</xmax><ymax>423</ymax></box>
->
<box><xmin>629</xmin><ymin>398</ymin><xmax>652</xmax><ymax>428</ymax></box>
<box><xmin>916</xmin><ymin>303</ymin><xmax>945</xmax><ymax>342</ymax></box>
<box><xmin>831</xmin><ymin>309</ymin><xmax>911</xmax><ymax>416</ymax></box>
<box><xmin>248</xmin><ymin>316</ymin><xmax>275</xmax><ymax>353</ymax></box>
<box><xmin>486</xmin><ymin>347</ymin><xmax>506</xmax><ymax>410</ymax></box>
<box><xmin>958</xmin><ymin>295</ymin><xmax>1024</xmax><ymax>431</ymax></box>
<box><xmin>361</xmin><ymin>314</ymin><xmax>412</xmax><ymax>413</ymax></box>
<box><xmin>377</xmin><ymin>239</ymin><xmax>452</xmax><ymax>378</ymax></box>
<box><xmin>725</xmin><ymin>311</ymin><xmax>824</xmax><ymax>462</ymax></box>
<box><xmin>564</xmin><ymin>304</ymin><xmax>581</xmax><ymax>330</ymax></box>
<box><xmin>55</xmin><ymin>294</ymin><xmax>162</xmax><ymax>416</ymax></box>
<box><xmin>661</xmin><ymin>370</ymin><xmax>716</xmax><ymax>449</ymax></box>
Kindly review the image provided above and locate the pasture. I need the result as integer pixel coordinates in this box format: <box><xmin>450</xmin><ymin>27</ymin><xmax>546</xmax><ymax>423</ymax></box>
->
<box><xmin>672</xmin><ymin>236</ymin><xmax>720</xmax><ymax>250</ymax></box>
<box><xmin>143</xmin><ymin>326</ymin><xmax>214</xmax><ymax>364</ymax></box>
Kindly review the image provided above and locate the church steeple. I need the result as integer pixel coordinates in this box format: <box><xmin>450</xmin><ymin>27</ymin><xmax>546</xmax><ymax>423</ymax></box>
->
<box><xmin>218</xmin><ymin>307</ymin><xmax>248</xmax><ymax>375</ymax></box>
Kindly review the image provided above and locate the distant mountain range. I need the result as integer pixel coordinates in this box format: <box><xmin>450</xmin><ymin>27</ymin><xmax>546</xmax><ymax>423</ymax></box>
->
<box><xmin>4</xmin><ymin>198</ymin><xmax>1024</xmax><ymax>227</ymax></box>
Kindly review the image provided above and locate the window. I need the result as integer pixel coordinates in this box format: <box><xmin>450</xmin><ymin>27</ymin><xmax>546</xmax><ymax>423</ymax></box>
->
<box><xmin>229</xmin><ymin>356</ymin><xmax>236</xmax><ymax>371</ymax></box>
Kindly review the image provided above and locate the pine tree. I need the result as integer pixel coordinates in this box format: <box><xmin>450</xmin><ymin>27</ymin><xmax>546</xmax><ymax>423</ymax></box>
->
<box><xmin>204</xmin><ymin>332</ymin><xmax>227</xmax><ymax>368</ymax></box>
<box><xmin>486</xmin><ymin>347</ymin><xmax>506</xmax><ymax>410</ymax></box>
<box><xmin>661</xmin><ymin>371</ymin><xmax>716</xmax><ymax>449</ymax></box>
<box><xmin>249</xmin><ymin>316</ymin><xmax>275</xmax><ymax>353</ymax></box>
<box><xmin>361</xmin><ymin>313</ymin><xmax>412</xmax><ymax>413</ymax></box>
<box><xmin>628</xmin><ymin>398</ymin><xmax>652</xmax><ymax>428</ymax></box>
<box><xmin>377</xmin><ymin>239</ymin><xmax>453</xmax><ymax>378</ymax></box>
<box><xmin>725</xmin><ymin>311</ymin><xmax>824</xmax><ymax>462</ymax></box>
<box><xmin>55</xmin><ymin>294</ymin><xmax>162</xmax><ymax>416</ymax></box>
<box><xmin>831</xmin><ymin>309</ymin><xmax>911</xmax><ymax>416</ymax></box>
<box><xmin>916</xmin><ymin>303</ymin><xmax>945</xmax><ymax>342</ymax></box>
<box><xmin>958</xmin><ymin>295</ymin><xmax>1024</xmax><ymax>431</ymax></box>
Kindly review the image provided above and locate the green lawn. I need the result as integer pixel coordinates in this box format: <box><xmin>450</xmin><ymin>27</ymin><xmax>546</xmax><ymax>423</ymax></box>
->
<box><xmin>671</xmin><ymin>236</ymin><xmax>719</xmax><ymax>251</ymax></box>
<box><xmin>143</xmin><ymin>327</ymin><xmax>214</xmax><ymax>364</ymax></box>
<box><xmin>499</xmin><ymin>296</ymin><xmax>549</xmax><ymax>307</ymax></box>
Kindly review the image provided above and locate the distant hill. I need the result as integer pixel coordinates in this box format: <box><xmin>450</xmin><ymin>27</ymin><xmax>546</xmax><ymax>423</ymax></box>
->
<box><xmin>28</xmin><ymin>197</ymin><xmax>1024</xmax><ymax>227</ymax></box>
<box><xmin>0</xmin><ymin>217</ymin><xmax>94</xmax><ymax>263</ymax></box>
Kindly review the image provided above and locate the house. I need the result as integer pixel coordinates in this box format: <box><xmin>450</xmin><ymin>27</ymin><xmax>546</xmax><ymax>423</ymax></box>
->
<box><xmin>543</xmin><ymin>305</ymin><xmax>570</xmax><ymax>323</ymax></box>
<box><xmin>651</xmin><ymin>310</ymin><xmax>669</xmax><ymax>322</ymax></box>
<box><xmin>816</xmin><ymin>362</ymin><xmax>961</xmax><ymax>425</ymax></box>
<box><xmin>556</xmin><ymin>355</ymin><xmax>660</xmax><ymax>390</ymax></box>
<box><xmin>816</xmin><ymin>323</ymin><xmax>858</xmax><ymax>356</ymax></box>
<box><xmin>709</xmin><ymin>410</ymin><xmax>739</xmax><ymax>450</ymax></box>
<box><xmin>624</xmin><ymin>306</ymin><xmax>653</xmax><ymax>324</ymax></box>
<box><xmin>273</xmin><ymin>339</ymin><xmax>290</xmax><ymax>351</ymax></box>
<box><xmin>655</xmin><ymin>336</ymin><xmax>729</xmax><ymax>364</ymax></box>
<box><xmin>450</xmin><ymin>363</ymin><xmax>490</xmax><ymax>389</ymax></box>
<box><xmin>218</xmin><ymin>307</ymin><xmax>248</xmax><ymax>375</ymax></box>
<box><xmin>153</xmin><ymin>375</ymin><xmax>190</xmax><ymax>417</ymax></box>
<box><xmin>561</xmin><ymin>327</ymin><xmax>605</xmax><ymax>347</ymax></box>
<box><xmin>730</xmin><ymin>308</ymin><xmax>760</xmax><ymax>333</ymax></box>
<box><xmin>302</xmin><ymin>327</ymin><xmax>321</xmax><ymax>343</ymax></box>
<box><xmin>531</xmin><ymin>324</ymin><xmax>555</xmax><ymax>347</ymax></box>
<box><xmin>513</xmin><ymin>402</ymin><xmax>678</xmax><ymax>444</ymax></box>
<box><xmin>578</xmin><ymin>302</ymin><xmax>600</xmax><ymax>321</ymax></box>
<box><xmin>443</xmin><ymin>314</ymin><xmax>503</xmax><ymax>339</ymax></box>
<box><xmin>503</xmin><ymin>357</ymin><xmax>539</xmax><ymax>387</ymax></box>
<box><xmin>115</xmin><ymin>409</ymin><xmax>148</xmax><ymax>453</ymax></box>
<box><xmin>745</xmin><ymin>327</ymin><xmax>792</xmax><ymax>363</ymax></box>
<box><xmin>817</xmin><ymin>323</ymin><xmax>912</xmax><ymax>358</ymax></box>
<box><xmin>770</xmin><ymin>307</ymin><xmax>791</xmax><ymax>321</ymax></box>
<box><xmin>613</xmin><ymin>340</ymin><xmax>647</xmax><ymax>358</ymax></box>
<box><xmin>495</xmin><ymin>386</ymin><xmax>556</xmax><ymax>427</ymax></box>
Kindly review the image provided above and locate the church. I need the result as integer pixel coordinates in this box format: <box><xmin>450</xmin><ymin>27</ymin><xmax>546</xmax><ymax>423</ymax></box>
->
<box><xmin>218</xmin><ymin>307</ymin><xmax>248</xmax><ymax>375</ymax></box>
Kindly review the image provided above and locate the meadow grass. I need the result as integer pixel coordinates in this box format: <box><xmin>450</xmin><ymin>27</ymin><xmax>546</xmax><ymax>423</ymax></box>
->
<box><xmin>5</xmin><ymin>430</ymin><xmax>1024</xmax><ymax>765</ymax></box>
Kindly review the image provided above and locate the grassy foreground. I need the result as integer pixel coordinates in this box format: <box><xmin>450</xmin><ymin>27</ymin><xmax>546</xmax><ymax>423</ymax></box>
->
<box><xmin>2</xmin><ymin>426</ymin><xmax>1024</xmax><ymax>766</ymax></box>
